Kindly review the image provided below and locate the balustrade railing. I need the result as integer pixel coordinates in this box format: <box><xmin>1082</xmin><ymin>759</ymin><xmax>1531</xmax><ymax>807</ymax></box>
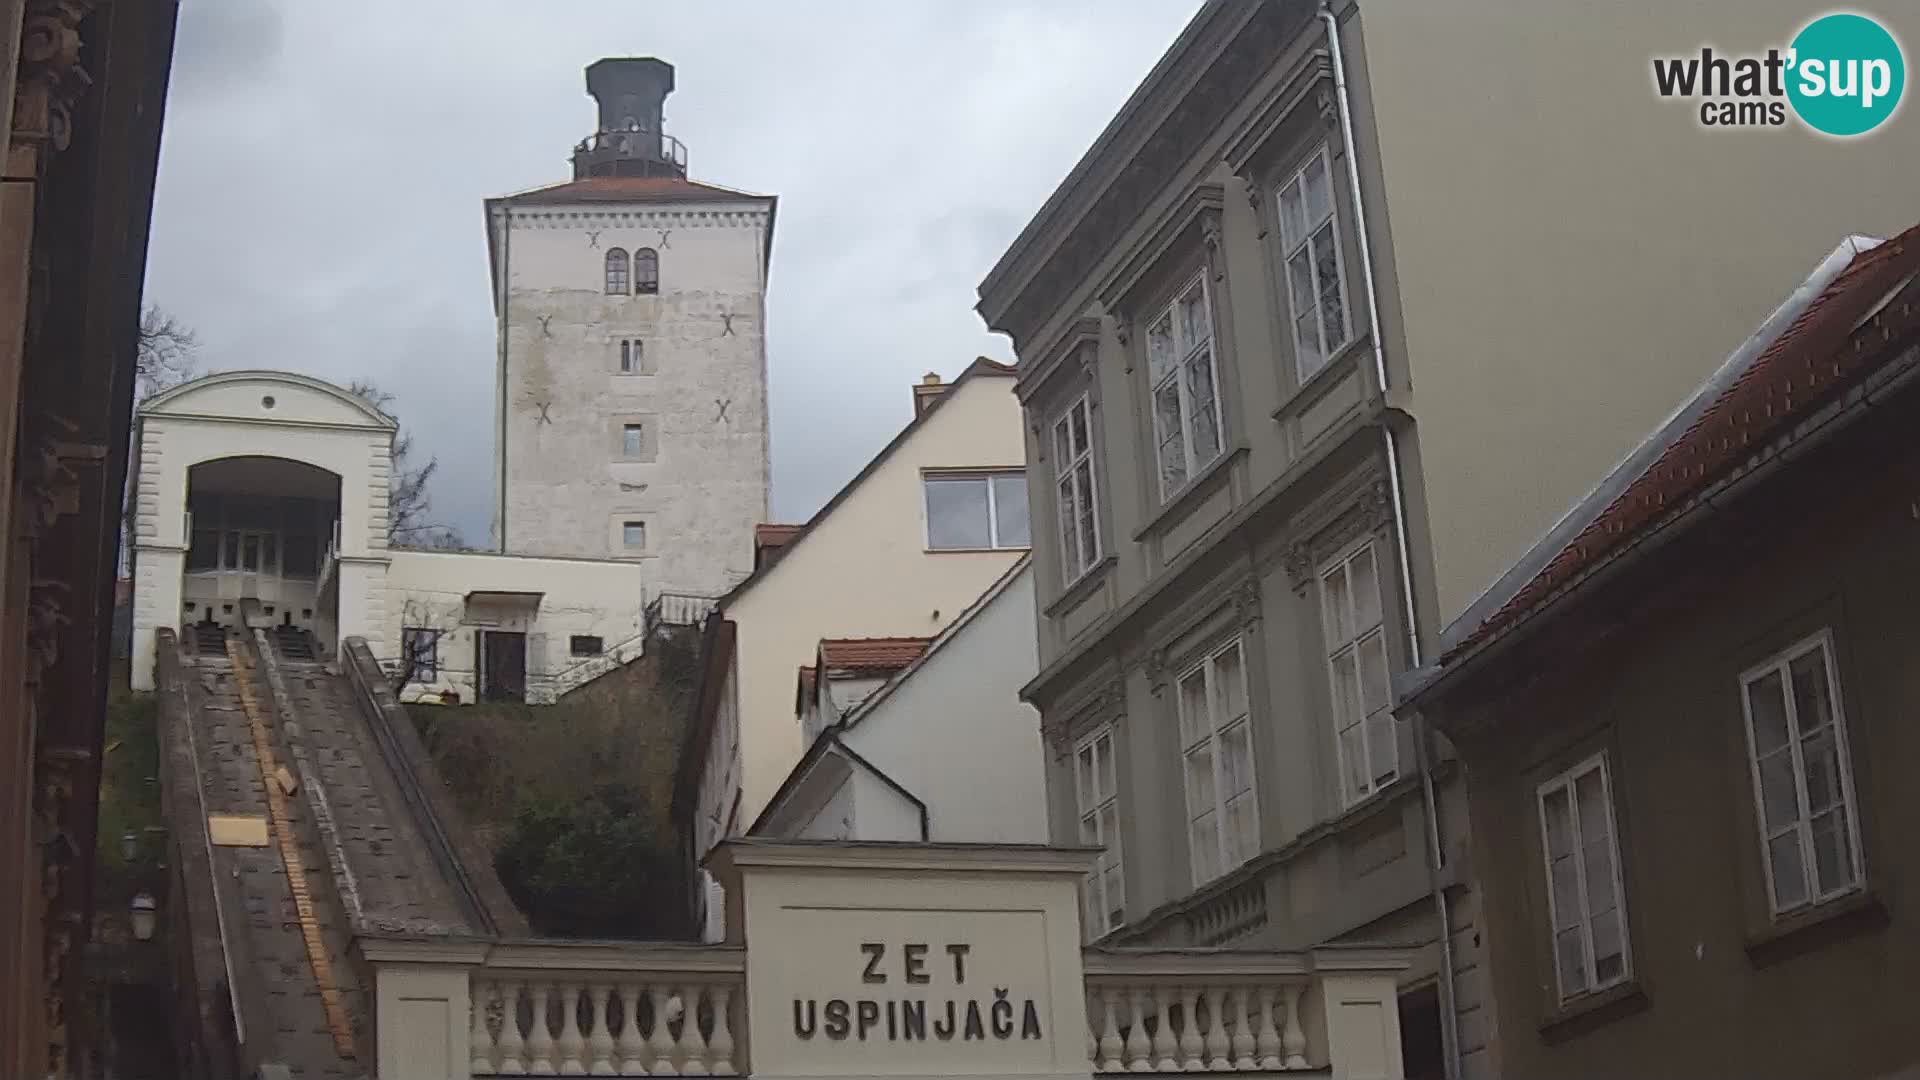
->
<box><xmin>464</xmin><ymin>945</ymin><xmax>745</xmax><ymax>1077</ymax></box>
<box><xmin>1082</xmin><ymin>953</ymin><xmax>1311</xmax><ymax>1073</ymax></box>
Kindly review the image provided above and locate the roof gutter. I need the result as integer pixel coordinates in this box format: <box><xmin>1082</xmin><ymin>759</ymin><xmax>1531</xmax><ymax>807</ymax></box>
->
<box><xmin>1320</xmin><ymin>7</ymin><xmax>1458</xmax><ymax>1078</ymax></box>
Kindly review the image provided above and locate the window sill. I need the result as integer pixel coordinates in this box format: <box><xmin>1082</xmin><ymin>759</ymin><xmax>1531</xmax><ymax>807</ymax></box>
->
<box><xmin>1537</xmin><ymin>980</ymin><xmax>1648</xmax><ymax>1044</ymax></box>
<box><xmin>1272</xmin><ymin>333</ymin><xmax>1372</xmax><ymax>422</ymax></box>
<box><xmin>1132</xmin><ymin>445</ymin><xmax>1247</xmax><ymax>543</ymax></box>
<box><xmin>1744</xmin><ymin>888</ymin><xmax>1886</xmax><ymax>969</ymax></box>
<box><xmin>1045</xmin><ymin>555</ymin><xmax>1117</xmax><ymax>618</ymax></box>
<box><xmin>924</xmin><ymin>546</ymin><xmax>1031</xmax><ymax>556</ymax></box>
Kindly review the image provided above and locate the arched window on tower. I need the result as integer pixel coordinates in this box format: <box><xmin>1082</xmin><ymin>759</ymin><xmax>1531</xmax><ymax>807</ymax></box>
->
<box><xmin>605</xmin><ymin>248</ymin><xmax>630</xmax><ymax>295</ymax></box>
<box><xmin>635</xmin><ymin>247</ymin><xmax>659</xmax><ymax>295</ymax></box>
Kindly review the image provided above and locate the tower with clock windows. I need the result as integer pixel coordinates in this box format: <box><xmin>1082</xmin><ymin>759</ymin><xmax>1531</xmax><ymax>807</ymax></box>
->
<box><xmin>485</xmin><ymin>58</ymin><xmax>774</xmax><ymax>608</ymax></box>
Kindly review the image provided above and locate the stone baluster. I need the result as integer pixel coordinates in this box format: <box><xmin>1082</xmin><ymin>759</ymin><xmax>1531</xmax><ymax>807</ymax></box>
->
<box><xmin>472</xmin><ymin>979</ymin><xmax>499</xmax><ymax>1075</ymax></box>
<box><xmin>558</xmin><ymin>982</ymin><xmax>587</xmax><ymax>1075</ymax></box>
<box><xmin>587</xmin><ymin>984</ymin><xmax>616</xmax><ymax>1076</ymax></box>
<box><xmin>1280</xmin><ymin>986</ymin><xmax>1307</xmax><ymax>1069</ymax></box>
<box><xmin>647</xmin><ymin>987</ymin><xmax>676</xmax><ymax>1075</ymax></box>
<box><xmin>527</xmin><ymin>983</ymin><xmax>556</xmax><ymax>1075</ymax></box>
<box><xmin>1124</xmin><ymin>989</ymin><xmax>1151</xmax><ymax>1072</ymax></box>
<box><xmin>679</xmin><ymin>986</ymin><xmax>711</xmax><ymax>1075</ymax></box>
<box><xmin>1205</xmin><ymin>988</ymin><xmax>1230</xmax><ymax>1071</ymax></box>
<box><xmin>1229</xmin><ymin>988</ymin><xmax>1255</xmax><ymax>1070</ymax></box>
<box><xmin>709</xmin><ymin>985</ymin><xmax>736</xmax><ymax>1075</ymax></box>
<box><xmin>498</xmin><ymin>980</ymin><xmax>528</xmax><ymax>1075</ymax></box>
<box><xmin>1151</xmin><ymin>987</ymin><xmax>1177</xmax><ymax>1070</ymax></box>
<box><xmin>1253</xmin><ymin>988</ymin><xmax>1280</xmax><ymax>1071</ymax></box>
<box><xmin>1097</xmin><ymin>989</ymin><xmax>1124</xmax><ymax>1072</ymax></box>
<box><xmin>616</xmin><ymin>983</ymin><xmax>647</xmax><ymax>1075</ymax></box>
<box><xmin>1178</xmin><ymin>987</ymin><xmax>1204</xmax><ymax>1070</ymax></box>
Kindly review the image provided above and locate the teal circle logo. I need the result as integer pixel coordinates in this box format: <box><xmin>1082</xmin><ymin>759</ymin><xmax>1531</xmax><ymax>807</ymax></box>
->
<box><xmin>1787</xmin><ymin>13</ymin><xmax>1905</xmax><ymax>136</ymax></box>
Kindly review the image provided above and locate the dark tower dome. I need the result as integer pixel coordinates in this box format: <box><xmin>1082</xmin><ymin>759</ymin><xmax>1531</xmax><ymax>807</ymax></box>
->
<box><xmin>571</xmin><ymin>57</ymin><xmax>689</xmax><ymax>180</ymax></box>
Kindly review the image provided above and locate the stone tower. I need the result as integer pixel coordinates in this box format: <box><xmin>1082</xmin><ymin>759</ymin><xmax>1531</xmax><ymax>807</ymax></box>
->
<box><xmin>485</xmin><ymin>58</ymin><xmax>774</xmax><ymax>608</ymax></box>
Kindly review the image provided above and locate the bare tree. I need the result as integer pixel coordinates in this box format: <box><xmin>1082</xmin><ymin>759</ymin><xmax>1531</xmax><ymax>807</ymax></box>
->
<box><xmin>346</xmin><ymin>379</ymin><xmax>466</xmax><ymax>550</ymax></box>
<box><xmin>136</xmin><ymin>305</ymin><xmax>197</xmax><ymax>399</ymax></box>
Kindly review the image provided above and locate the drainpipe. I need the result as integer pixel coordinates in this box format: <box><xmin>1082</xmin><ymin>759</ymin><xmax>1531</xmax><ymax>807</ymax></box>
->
<box><xmin>1319</xmin><ymin>5</ymin><xmax>1462</xmax><ymax>1079</ymax></box>
<box><xmin>496</xmin><ymin>203</ymin><xmax>511</xmax><ymax>550</ymax></box>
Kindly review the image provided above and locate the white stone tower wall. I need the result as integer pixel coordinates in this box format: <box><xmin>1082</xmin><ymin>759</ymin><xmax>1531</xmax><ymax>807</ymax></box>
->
<box><xmin>493</xmin><ymin>200</ymin><xmax>772</xmax><ymax>602</ymax></box>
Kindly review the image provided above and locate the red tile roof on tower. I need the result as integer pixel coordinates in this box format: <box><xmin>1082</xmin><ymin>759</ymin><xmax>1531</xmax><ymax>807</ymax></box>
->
<box><xmin>499</xmin><ymin>176</ymin><xmax>772</xmax><ymax>205</ymax></box>
<box><xmin>818</xmin><ymin>637</ymin><xmax>934</xmax><ymax>673</ymax></box>
<box><xmin>1446</xmin><ymin>222</ymin><xmax>1920</xmax><ymax>661</ymax></box>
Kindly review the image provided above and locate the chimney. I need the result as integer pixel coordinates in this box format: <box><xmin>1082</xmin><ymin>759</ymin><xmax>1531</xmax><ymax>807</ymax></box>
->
<box><xmin>912</xmin><ymin>372</ymin><xmax>945</xmax><ymax>417</ymax></box>
<box><xmin>572</xmin><ymin>57</ymin><xmax>687</xmax><ymax>179</ymax></box>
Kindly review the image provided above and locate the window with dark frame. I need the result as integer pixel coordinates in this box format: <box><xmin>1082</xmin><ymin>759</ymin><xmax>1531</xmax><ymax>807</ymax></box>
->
<box><xmin>605</xmin><ymin>248</ymin><xmax>630</xmax><ymax>295</ymax></box>
<box><xmin>635</xmin><ymin>247</ymin><xmax>659</xmax><ymax>295</ymax></box>
<box><xmin>622</xmin><ymin>520</ymin><xmax>647</xmax><ymax>550</ymax></box>
<box><xmin>570</xmin><ymin>635</ymin><xmax>604</xmax><ymax>657</ymax></box>
<box><xmin>401</xmin><ymin>627</ymin><xmax>439</xmax><ymax>682</ymax></box>
<box><xmin>619</xmin><ymin>338</ymin><xmax>643</xmax><ymax>374</ymax></box>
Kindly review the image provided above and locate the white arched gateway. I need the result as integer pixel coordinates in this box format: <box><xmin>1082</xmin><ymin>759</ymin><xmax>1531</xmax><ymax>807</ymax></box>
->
<box><xmin>130</xmin><ymin>370</ymin><xmax>649</xmax><ymax>700</ymax></box>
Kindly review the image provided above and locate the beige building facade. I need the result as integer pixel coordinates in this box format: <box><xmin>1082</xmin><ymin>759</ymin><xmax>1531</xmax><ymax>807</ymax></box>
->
<box><xmin>976</xmin><ymin>3</ymin><xmax>1918</xmax><ymax>1080</ymax></box>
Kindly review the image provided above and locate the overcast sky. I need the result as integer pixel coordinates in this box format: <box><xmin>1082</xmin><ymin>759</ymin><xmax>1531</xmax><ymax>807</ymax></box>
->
<box><xmin>145</xmin><ymin>0</ymin><xmax>1200</xmax><ymax>542</ymax></box>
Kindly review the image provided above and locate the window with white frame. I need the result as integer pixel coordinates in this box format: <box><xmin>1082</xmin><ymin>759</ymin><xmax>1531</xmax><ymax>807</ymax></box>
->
<box><xmin>1739</xmin><ymin>631</ymin><xmax>1863</xmax><ymax>916</ymax></box>
<box><xmin>1074</xmin><ymin>726</ymin><xmax>1124</xmax><ymax>938</ymax></box>
<box><xmin>1146</xmin><ymin>276</ymin><xmax>1224</xmax><ymax>499</ymax></box>
<box><xmin>1177</xmin><ymin>639</ymin><xmax>1257</xmax><ymax>885</ymax></box>
<box><xmin>1537</xmin><ymin>753</ymin><xmax>1631</xmax><ymax>1002</ymax></box>
<box><xmin>1277</xmin><ymin>147</ymin><xmax>1351</xmax><ymax>380</ymax></box>
<box><xmin>1321</xmin><ymin>541</ymin><xmax>1396</xmax><ymax>805</ymax></box>
<box><xmin>1053</xmin><ymin>394</ymin><xmax>1102</xmax><ymax>581</ymax></box>
<box><xmin>924</xmin><ymin>471</ymin><xmax>1030</xmax><ymax>550</ymax></box>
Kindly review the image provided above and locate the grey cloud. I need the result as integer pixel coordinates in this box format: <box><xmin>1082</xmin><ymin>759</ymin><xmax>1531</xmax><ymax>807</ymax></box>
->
<box><xmin>145</xmin><ymin>0</ymin><xmax>1203</xmax><ymax>542</ymax></box>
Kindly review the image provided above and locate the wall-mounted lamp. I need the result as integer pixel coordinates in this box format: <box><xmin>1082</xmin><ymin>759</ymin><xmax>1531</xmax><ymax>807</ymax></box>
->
<box><xmin>130</xmin><ymin>892</ymin><xmax>157</xmax><ymax>942</ymax></box>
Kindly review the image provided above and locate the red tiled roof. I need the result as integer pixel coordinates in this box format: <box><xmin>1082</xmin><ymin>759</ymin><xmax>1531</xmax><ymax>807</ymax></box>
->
<box><xmin>818</xmin><ymin>637</ymin><xmax>934</xmax><ymax>673</ymax></box>
<box><xmin>1450</xmin><ymin>223</ymin><xmax>1920</xmax><ymax>659</ymax></box>
<box><xmin>501</xmin><ymin>176</ymin><xmax>771</xmax><ymax>206</ymax></box>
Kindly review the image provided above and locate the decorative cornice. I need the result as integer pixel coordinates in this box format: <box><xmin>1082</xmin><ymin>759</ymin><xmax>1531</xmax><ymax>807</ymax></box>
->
<box><xmin>1095</xmin><ymin>182</ymin><xmax>1227</xmax><ymax>317</ymax></box>
<box><xmin>502</xmin><ymin>207</ymin><xmax>769</xmax><ymax>231</ymax></box>
<box><xmin>11</xmin><ymin>0</ymin><xmax>96</xmax><ymax>161</ymax></box>
<box><xmin>1281</xmin><ymin>473</ymin><xmax>1393</xmax><ymax>589</ymax></box>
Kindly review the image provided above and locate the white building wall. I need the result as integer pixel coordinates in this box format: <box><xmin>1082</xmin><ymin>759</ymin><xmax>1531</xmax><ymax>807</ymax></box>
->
<box><xmin>491</xmin><ymin>197</ymin><xmax>771</xmax><ymax>603</ymax></box>
<box><xmin>383</xmin><ymin>548</ymin><xmax>648</xmax><ymax>705</ymax></box>
<box><xmin>719</xmin><ymin>372</ymin><xmax>1028</xmax><ymax>836</ymax></box>
<box><xmin>129</xmin><ymin>372</ymin><xmax>395</xmax><ymax>689</ymax></box>
<box><xmin>840</xmin><ymin>564</ymin><xmax>1046</xmax><ymax>844</ymax></box>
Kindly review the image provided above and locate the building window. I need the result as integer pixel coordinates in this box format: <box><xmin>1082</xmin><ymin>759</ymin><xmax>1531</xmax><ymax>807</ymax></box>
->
<box><xmin>622</xmin><ymin>423</ymin><xmax>645</xmax><ymax>458</ymax></box>
<box><xmin>635</xmin><ymin>247</ymin><xmax>659</xmax><ymax>295</ymax></box>
<box><xmin>1739</xmin><ymin>631</ymin><xmax>1863</xmax><ymax>916</ymax></box>
<box><xmin>924</xmin><ymin>471</ymin><xmax>1029</xmax><ymax>551</ymax></box>
<box><xmin>570</xmin><ymin>635</ymin><xmax>604</xmax><ymax>657</ymax></box>
<box><xmin>187</xmin><ymin>529</ymin><xmax>220</xmax><ymax>572</ymax></box>
<box><xmin>1277</xmin><ymin>147</ymin><xmax>1351</xmax><ymax>380</ymax></box>
<box><xmin>619</xmin><ymin>339</ymin><xmax>643</xmax><ymax>374</ymax></box>
<box><xmin>1053</xmin><ymin>394</ymin><xmax>1102</xmax><ymax>582</ymax></box>
<box><xmin>622</xmin><ymin>520</ymin><xmax>647</xmax><ymax>550</ymax></box>
<box><xmin>1537</xmin><ymin>753</ymin><xmax>1630</xmax><ymax>1002</ymax></box>
<box><xmin>1177</xmin><ymin>638</ymin><xmax>1257</xmax><ymax>885</ymax></box>
<box><xmin>605</xmin><ymin>248</ymin><xmax>630</xmax><ymax>295</ymax></box>
<box><xmin>401</xmin><ymin>627</ymin><xmax>439</xmax><ymax>682</ymax></box>
<box><xmin>1147</xmin><ymin>275</ymin><xmax>1223</xmax><ymax>499</ymax></box>
<box><xmin>1075</xmin><ymin>726</ymin><xmax>1124</xmax><ymax>938</ymax></box>
<box><xmin>1321</xmin><ymin>541</ymin><xmax>1396</xmax><ymax>806</ymax></box>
